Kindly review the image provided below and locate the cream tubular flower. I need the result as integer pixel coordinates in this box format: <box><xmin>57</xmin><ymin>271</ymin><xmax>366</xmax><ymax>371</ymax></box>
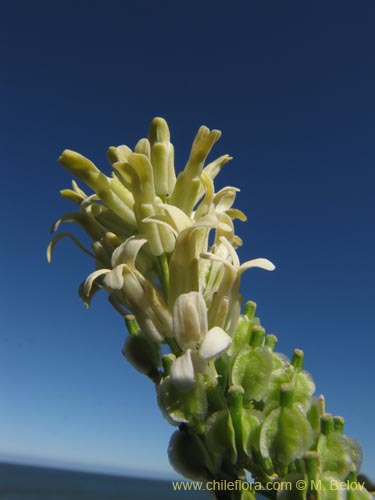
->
<box><xmin>202</xmin><ymin>237</ymin><xmax>275</xmax><ymax>335</ymax></box>
<box><xmin>170</xmin><ymin>292</ymin><xmax>232</xmax><ymax>392</ymax></box>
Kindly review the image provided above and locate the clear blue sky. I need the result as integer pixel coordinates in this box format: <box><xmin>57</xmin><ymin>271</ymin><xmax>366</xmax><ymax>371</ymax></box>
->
<box><xmin>1</xmin><ymin>0</ymin><xmax>374</xmax><ymax>479</ymax></box>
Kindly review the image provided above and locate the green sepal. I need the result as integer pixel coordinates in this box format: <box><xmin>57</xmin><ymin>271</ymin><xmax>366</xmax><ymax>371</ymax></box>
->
<box><xmin>347</xmin><ymin>437</ymin><xmax>363</xmax><ymax>472</ymax></box>
<box><xmin>125</xmin><ymin>314</ymin><xmax>140</xmax><ymax>335</ymax></box>
<box><xmin>231</xmin><ymin>346</ymin><xmax>273</xmax><ymax>402</ymax></box>
<box><xmin>276</xmin><ymin>473</ymin><xmax>307</xmax><ymax>500</ymax></box>
<box><xmin>260</xmin><ymin>405</ymin><xmax>313</xmax><ymax>472</ymax></box>
<box><xmin>317</xmin><ymin>433</ymin><xmax>354</xmax><ymax>479</ymax></box>
<box><xmin>293</xmin><ymin>371</ymin><xmax>316</xmax><ymax>412</ymax></box>
<box><xmin>204</xmin><ymin>409</ymin><xmax>237</xmax><ymax>469</ymax></box>
<box><xmin>263</xmin><ymin>364</ymin><xmax>295</xmax><ymax>414</ymax></box>
<box><xmin>241</xmin><ymin>408</ymin><xmax>264</xmax><ymax>456</ymax></box>
<box><xmin>347</xmin><ymin>485</ymin><xmax>374</xmax><ymax>500</ymax></box>
<box><xmin>319</xmin><ymin>473</ymin><xmax>351</xmax><ymax>500</ymax></box>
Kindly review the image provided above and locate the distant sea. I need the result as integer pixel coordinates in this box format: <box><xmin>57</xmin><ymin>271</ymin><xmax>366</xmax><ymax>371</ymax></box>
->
<box><xmin>0</xmin><ymin>463</ymin><xmax>208</xmax><ymax>500</ymax></box>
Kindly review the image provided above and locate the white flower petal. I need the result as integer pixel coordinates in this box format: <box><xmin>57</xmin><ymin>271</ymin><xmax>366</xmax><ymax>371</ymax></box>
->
<box><xmin>159</xmin><ymin>204</ymin><xmax>193</xmax><ymax>232</ymax></box>
<box><xmin>142</xmin><ymin>216</ymin><xmax>178</xmax><ymax>238</ymax></box>
<box><xmin>213</xmin><ymin>186</ymin><xmax>239</xmax><ymax>212</ymax></box>
<box><xmin>111</xmin><ymin>236</ymin><xmax>148</xmax><ymax>268</ymax></box>
<box><xmin>239</xmin><ymin>258</ymin><xmax>276</xmax><ymax>273</ymax></box>
<box><xmin>80</xmin><ymin>269</ymin><xmax>111</xmax><ymax>307</ymax></box>
<box><xmin>219</xmin><ymin>236</ymin><xmax>240</xmax><ymax>268</ymax></box>
<box><xmin>173</xmin><ymin>292</ymin><xmax>207</xmax><ymax>350</ymax></box>
<box><xmin>170</xmin><ymin>350</ymin><xmax>196</xmax><ymax>392</ymax></box>
<box><xmin>103</xmin><ymin>265</ymin><xmax>126</xmax><ymax>290</ymax></box>
<box><xmin>122</xmin><ymin>269</ymin><xmax>146</xmax><ymax>303</ymax></box>
<box><xmin>47</xmin><ymin>232</ymin><xmax>96</xmax><ymax>263</ymax></box>
<box><xmin>199</xmin><ymin>326</ymin><xmax>232</xmax><ymax>361</ymax></box>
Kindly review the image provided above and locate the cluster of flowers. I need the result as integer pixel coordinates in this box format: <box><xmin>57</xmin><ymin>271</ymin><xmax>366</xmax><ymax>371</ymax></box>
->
<box><xmin>49</xmin><ymin>118</ymin><xmax>372</xmax><ymax>500</ymax></box>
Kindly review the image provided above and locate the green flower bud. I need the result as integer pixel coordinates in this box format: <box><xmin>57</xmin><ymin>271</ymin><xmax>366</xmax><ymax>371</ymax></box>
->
<box><xmin>170</xmin><ymin>126</ymin><xmax>221</xmax><ymax>215</ymax></box>
<box><xmin>291</xmin><ymin>349</ymin><xmax>304</xmax><ymax>371</ymax></box>
<box><xmin>148</xmin><ymin>117</ymin><xmax>171</xmax><ymax>144</ymax></box>
<box><xmin>149</xmin><ymin>117</ymin><xmax>176</xmax><ymax>197</ymax></box>
<box><xmin>333</xmin><ymin>416</ymin><xmax>345</xmax><ymax>434</ymax></box>
<box><xmin>321</xmin><ymin>413</ymin><xmax>335</xmax><ymax>436</ymax></box>
<box><xmin>265</xmin><ymin>334</ymin><xmax>278</xmax><ymax>351</ymax></box>
<box><xmin>58</xmin><ymin>150</ymin><xmax>104</xmax><ymax>190</ymax></box>
<box><xmin>107</xmin><ymin>145</ymin><xmax>132</xmax><ymax>165</ymax></box>
<box><xmin>306</xmin><ymin>397</ymin><xmax>323</xmax><ymax>441</ymax></box>
<box><xmin>249</xmin><ymin>326</ymin><xmax>265</xmax><ymax>348</ymax></box>
<box><xmin>244</xmin><ymin>301</ymin><xmax>257</xmax><ymax>319</ymax></box>
<box><xmin>134</xmin><ymin>138</ymin><xmax>151</xmax><ymax>158</ymax></box>
<box><xmin>60</xmin><ymin>187</ymin><xmax>84</xmax><ymax>204</ymax></box>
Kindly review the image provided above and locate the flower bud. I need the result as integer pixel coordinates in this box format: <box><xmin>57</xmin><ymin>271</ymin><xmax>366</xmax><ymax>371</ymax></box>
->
<box><xmin>249</xmin><ymin>326</ymin><xmax>265</xmax><ymax>348</ymax></box>
<box><xmin>168</xmin><ymin>430</ymin><xmax>210</xmax><ymax>480</ymax></box>
<box><xmin>122</xmin><ymin>332</ymin><xmax>161</xmax><ymax>378</ymax></box>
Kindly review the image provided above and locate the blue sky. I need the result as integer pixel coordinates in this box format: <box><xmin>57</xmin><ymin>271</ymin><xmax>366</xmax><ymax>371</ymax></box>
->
<box><xmin>1</xmin><ymin>0</ymin><xmax>374</xmax><ymax>479</ymax></box>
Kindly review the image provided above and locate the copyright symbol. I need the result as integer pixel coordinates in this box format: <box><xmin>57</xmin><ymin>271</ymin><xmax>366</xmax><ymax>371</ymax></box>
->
<box><xmin>296</xmin><ymin>480</ymin><xmax>306</xmax><ymax>491</ymax></box>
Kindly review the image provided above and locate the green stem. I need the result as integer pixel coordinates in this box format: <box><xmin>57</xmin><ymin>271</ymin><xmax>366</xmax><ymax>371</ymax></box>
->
<box><xmin>158</xmin><ymin>252</ymin><xmax>170</xmax><ymax>299</ymax></box>
<box><xmin>165</xmin><ymin>337</ymin><xmax>181</xmax><ymax>356</ymax></box>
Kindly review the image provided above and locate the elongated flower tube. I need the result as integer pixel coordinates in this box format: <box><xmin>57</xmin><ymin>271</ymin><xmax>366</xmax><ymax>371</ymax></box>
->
<box><xmin>48</xmin><ymin>117</ymin><xmax>371</xmax><ymax>500</ymax></box>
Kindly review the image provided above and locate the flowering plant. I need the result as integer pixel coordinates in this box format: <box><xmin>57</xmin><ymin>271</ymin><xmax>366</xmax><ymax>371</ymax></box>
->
<box><xmin>48</xmin><ymin>118</ymin><xmax>372</xmax><ymax>500</ymax></box>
